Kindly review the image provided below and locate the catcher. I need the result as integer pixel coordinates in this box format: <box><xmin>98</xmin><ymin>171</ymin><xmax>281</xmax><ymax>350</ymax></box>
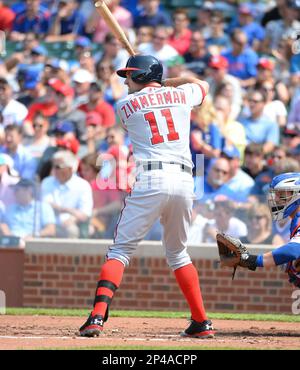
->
<box><xmin>217</xmin><ymin>172</ymin><xmax>300</xmax><ymax>288</ymax></box>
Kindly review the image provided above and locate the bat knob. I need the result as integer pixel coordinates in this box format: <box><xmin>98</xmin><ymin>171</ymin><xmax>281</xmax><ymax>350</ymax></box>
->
<box><xmin>94</xmin><ymin>1</ymin><xmax>104</xmax><ymax>7</ymax></box>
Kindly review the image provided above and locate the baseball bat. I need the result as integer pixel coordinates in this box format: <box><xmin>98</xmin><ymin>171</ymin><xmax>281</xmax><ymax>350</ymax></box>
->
<box><xmin>94</xmin><ymin>0</ymin><xmax>136</xmax><ymax>56</ymax></box>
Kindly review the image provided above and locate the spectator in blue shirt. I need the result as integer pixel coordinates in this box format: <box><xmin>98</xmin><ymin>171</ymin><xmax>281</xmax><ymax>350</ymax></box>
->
<box><xmin>46</xmin><ymin>0</ymin><xmax>86</xmax><ymax>42</ymax></box>
<box><xmin>120</xmin><ymin>0</ymin><xmax>140</xmax><ymax>17</ymax></box>
<box><xmin>0</xmin><ymin>125</ymin><xmax>38</xmax><ymax>179</ymax></box>
<box><xmin>195</xmin><ymin>158</ymin><xmax>245</xmax><ymax>203</ymax></box>
<box><xmin>221</xmin><ymin>145</ymin><xmax>255</xmax><ymax>200</ymax></box>
<box><xmin>222</xmin><ymin>29</ymin><xmax>258</xmax><ymax>88</ymax></box>
<box><xmin>29</xmin><ymin>44</ymin><xmax>48</xmax><ymax>71</ymax></box>
<box><xmin>206</xmin><ymin>14</ymin><xmax>231</xmax><ymax>54</ymax></box>
<box><xmin>41</xmin><ymin>150</ymin><xmax>93</xmax><ymax>238</ymax></box>
<box><xmin>240</xmin><ymin>89</ymin><xmax>280</xmax><ymax>154</ymax></box>
<box><xmin>133</xmin><ymin>0</ymin><xmax>172</xmax><ymax>30</ymax></box>
<box><xmin>290</xmin><ymin>53</ymin><xmax>300</xmax><ymax>75</ymax></box>
<box><xmin>0</xmin><ymin>178</ymin><xmax>56</xmax><ymax>238</ymax></box>
<box><xmin>227</xmin><ymin>3</ymin><xmax>265</xmax><ymax>50</ymax></box>
<box><xmin>11</xmin><ymin>0</ymin><xmax>51</xmax><ymax>41</ymax></box>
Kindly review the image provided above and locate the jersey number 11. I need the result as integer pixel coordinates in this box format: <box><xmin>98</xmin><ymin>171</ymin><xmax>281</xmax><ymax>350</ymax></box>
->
<box><xmin>144</xmin><ymin>109</ymin><xmax>180</xmax><ymax>145</ymax></box>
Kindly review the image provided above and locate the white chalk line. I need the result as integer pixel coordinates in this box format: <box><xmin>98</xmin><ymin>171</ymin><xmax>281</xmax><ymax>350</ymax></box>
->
<box><xmin>0</xmin><ymin>335</ymin><xmax>209</xmax><ymax>343</ymax></box>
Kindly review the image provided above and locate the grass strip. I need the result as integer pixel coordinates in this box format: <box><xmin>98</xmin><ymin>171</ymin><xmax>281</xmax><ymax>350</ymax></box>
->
<box><xmin>4</xmin><ymin>308</ymin><xmax>300</xmax><ymax>322</ymax></box>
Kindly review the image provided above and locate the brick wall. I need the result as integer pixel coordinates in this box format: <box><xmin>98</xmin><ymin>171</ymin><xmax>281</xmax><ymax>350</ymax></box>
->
<box><xmin>22</xmin><ymin>239</ymin><xmax>296</xmax><ymax>314</ymax></box>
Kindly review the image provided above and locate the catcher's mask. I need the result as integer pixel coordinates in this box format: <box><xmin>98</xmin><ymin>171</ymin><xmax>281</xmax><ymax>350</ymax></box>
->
<box><xmin>267</xmin><ymin>172</ymin><xmax>300</xmax><ymax>221</ymax></box>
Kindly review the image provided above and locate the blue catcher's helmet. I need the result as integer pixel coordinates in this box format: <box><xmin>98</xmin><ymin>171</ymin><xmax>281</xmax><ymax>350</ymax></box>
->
<box><xmin>117</xmin><ymin>55</ymin><xmax>163</xmax><ymax>84</ymax></box>
<box><xmin>267</xmin><ymin>172</ymin><xmax>300</xmax><ymax>221</ymax></box>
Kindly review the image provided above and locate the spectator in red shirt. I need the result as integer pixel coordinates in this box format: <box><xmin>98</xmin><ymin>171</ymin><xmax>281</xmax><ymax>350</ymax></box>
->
<box><xmin>53</xmin><ymin>120</ymin><xmax>80</xmax><ymax>155</ymax></box>
<box><xmin>24</xmin><ymin>77</ymin><xmax>74</xmax><ymax>135</ymax></box>
<box><xmin>47</xmin><ymin>78</ymin><xmax>86</xmax><ymax>142</ymax></box>
<box><xmin>168</xmin><ymin>8</ymin><xmax>192</xmax><ymax>56</ymax></box>
<box><xmin>78</xmin><ymin>81</ymin><xmax>116</xmax><ymax>128</ymax></box>
<box><xmin>25</xmin><ymin>80</ymin><xmax>60</xmax><ymax>125</ymax></box>
<box><xmin>0</xmin><ymin>1</ymin><xmax>16</xmax><ymax>32</ymax></box>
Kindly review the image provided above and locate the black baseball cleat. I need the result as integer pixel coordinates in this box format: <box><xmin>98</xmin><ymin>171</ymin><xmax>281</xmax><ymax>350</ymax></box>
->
<box><xmin>79</xmin><ymin>313</ymin><xmax>104</xmax><ymax>337</ymax></box>
<box><xmin>180</xmin><ymin>319</ymin><xmax>215</xmax><ymax>339</ymax></box>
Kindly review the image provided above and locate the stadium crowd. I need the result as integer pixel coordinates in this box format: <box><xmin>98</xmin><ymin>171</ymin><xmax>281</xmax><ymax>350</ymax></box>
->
<box><xmin>0</xmin><ymin>0</ymin><xmax>299</xmax><ymax>245</ymax></box>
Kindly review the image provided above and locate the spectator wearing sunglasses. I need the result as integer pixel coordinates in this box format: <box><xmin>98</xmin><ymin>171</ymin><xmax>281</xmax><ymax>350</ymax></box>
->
<box><xmin>260</xmin><ymin>79</ymin><xmax>287</xmax><ymax>128</ymax></box>
<box><xmin>41</xmin><ymin>150</ymin><xmax>93</xmax><ymax>238</ymax></box>
<box><xmin>222</xmin><ymin>29</ymin><xmax>258</xmax><ymax>89</ymax></box>
<box><xmin>240</xmin><ymin>203</ymin><xmax>274</xmax><ymax>245</ymax></box>
<box><xmin>197</xmin><ymin>157</ymin><xmax>240</xmax><ymax>202</ymax></box>
<box><xmin>138</xmin><ymin>26</ymin><xmax>178</xmax><ymax>71</ymax></box>
<box><xmin>239</xmin><ymin>89</ymin><xmax>279</xmax><ymax>154</ymax></box>
<box><xmin>250</xmin><ymin>146</ymin><xmax>289</xmax><ymax>198</ymax></box>
<box><xmin>25</xmin><ymin>113</ymin><xmax>55</xmax><ymax>160</ymax></box>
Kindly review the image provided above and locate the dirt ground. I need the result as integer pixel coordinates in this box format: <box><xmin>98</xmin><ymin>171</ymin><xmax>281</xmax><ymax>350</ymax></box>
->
<box><xmin>0</xmin><ymin>316</ymin><xmax>299</xmax><ymax>350</ymax></box>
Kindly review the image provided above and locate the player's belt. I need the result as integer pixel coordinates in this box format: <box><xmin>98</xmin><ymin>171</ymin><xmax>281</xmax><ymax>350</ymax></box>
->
<box><xmin>142</xmin><ymin>161</ymin><xmax>192</xmax><ymax>175</ymax></box>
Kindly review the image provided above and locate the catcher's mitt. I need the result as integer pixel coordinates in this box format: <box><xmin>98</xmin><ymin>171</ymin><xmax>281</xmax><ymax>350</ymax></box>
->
<box><xmin>216</xmin><ymin>233</ymin><xmax>256</xmax><ymax>279</ymax></box>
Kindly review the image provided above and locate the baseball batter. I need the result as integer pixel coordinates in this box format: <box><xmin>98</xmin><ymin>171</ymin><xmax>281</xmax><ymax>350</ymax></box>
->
<box><xmin>79</xmin><ymin>55</ymin><xmax>215</xmax><ymax>338</ymax></box>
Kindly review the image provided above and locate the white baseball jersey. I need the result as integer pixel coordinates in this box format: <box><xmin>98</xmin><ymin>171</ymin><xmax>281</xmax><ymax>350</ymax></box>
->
<box><xmin>116</xmin><ymin>84</ymin><xmax>205</xmax><ymax>168</ymax></box>
<box><xmin>109</xmin><ymin>82</ymin><xmax>206</xmax><ymax>270</ymax></box>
